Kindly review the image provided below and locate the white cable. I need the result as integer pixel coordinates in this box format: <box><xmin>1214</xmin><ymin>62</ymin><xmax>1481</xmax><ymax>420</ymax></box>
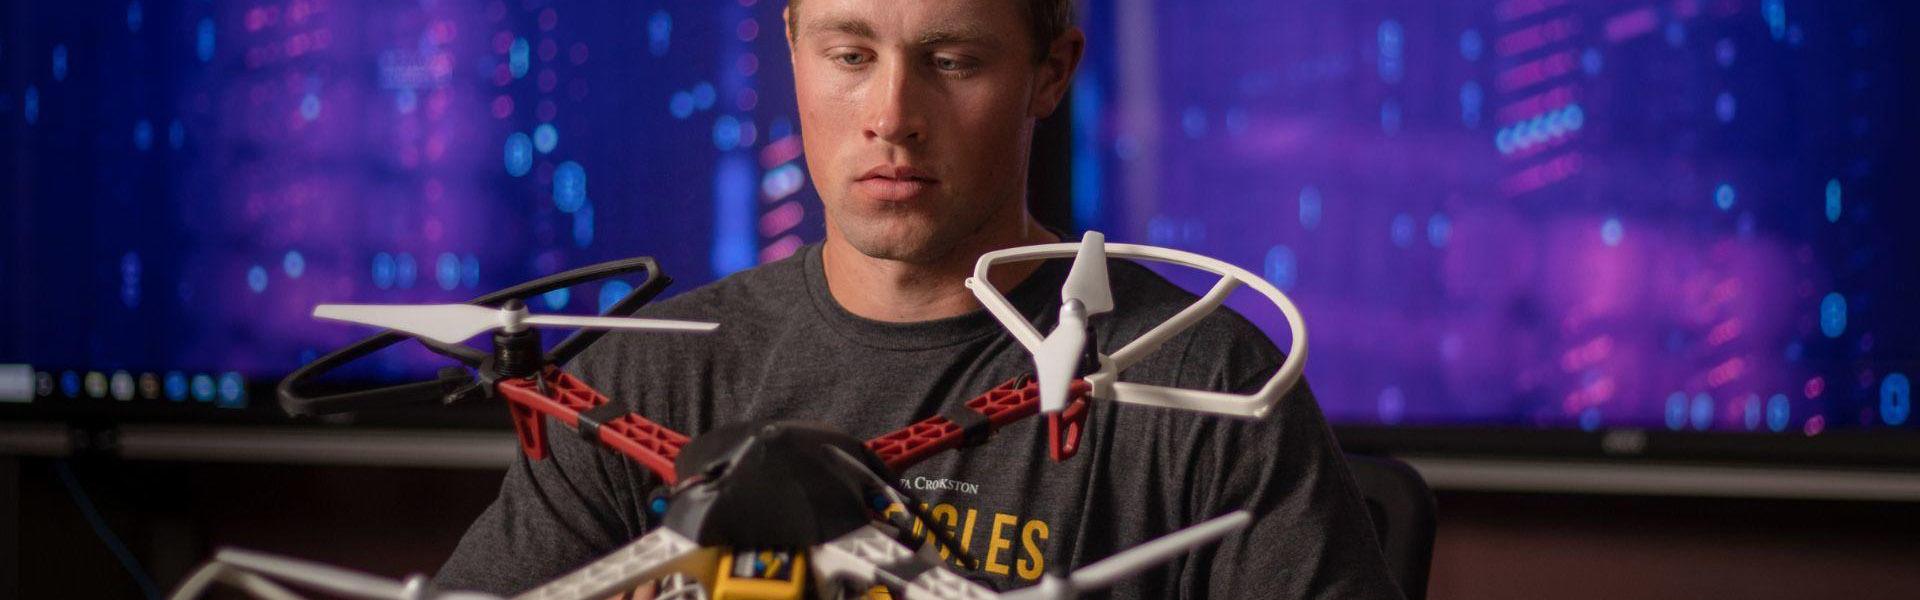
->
<box><xmin>167</xmin><ymin>559</ymin><xmax>310</xmax><ymax>600</ymax></box>
<box><xmin>226</xmin><ymin>571</ymin><xmax>312</xmax><ymax>600</ymax></box>
<box><xmin>1067</xmin><ymin>511</ymin><xmax>1250</xmax><ymax>590</ymax></box>
<box><xmin>995</xmin><ymin>511</ymin><xmax>1251</xmax><ymax>600</ymax></box>
<box><xmin>168</xmin><ymin>560</ymin><xmax>231</xmax><ymax>600</ymax></box>
<box><xmin>213</xmin><ymin>548</ymin><xmax>413</xmax><ymax>599</ymax></box>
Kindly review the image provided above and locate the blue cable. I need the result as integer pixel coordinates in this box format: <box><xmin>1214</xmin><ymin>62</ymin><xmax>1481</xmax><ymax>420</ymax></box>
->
<box><xmin>52</xmin><ymin>460</ymin><xmax>163</xmax><ymax>600</ymax></box>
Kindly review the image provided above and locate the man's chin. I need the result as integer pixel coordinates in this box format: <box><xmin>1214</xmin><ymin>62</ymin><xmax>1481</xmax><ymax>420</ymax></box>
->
<box><xmin>838</xmin><ymin>219</ymin><xmax>957</xmax><ymax>265</ymax></box>
<box><xmin>844</xmin><ymin>233</ymin><xmax>944</xmax><ymax>264</ymax></box>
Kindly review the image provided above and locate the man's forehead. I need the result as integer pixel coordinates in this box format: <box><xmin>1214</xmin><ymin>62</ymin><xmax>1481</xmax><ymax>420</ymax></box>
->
<box><xmin>794</xmin><ymin>0</ymin><xmax>1020</xmax><ymax>43</ymax></box>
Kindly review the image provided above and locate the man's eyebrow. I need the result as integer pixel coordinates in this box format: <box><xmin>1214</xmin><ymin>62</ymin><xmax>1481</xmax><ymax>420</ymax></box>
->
<box><xmin>804</xmin><ymin>17</ymin><xmax>876</xmax><ymax>39</ymax></box>
<box><xmin>800</xmin><ymin>17</ymin><xmax>997</xmax><ymax>48</ymax></box>
<box><xmin>916</xmin><ymin>23</ymin><xmax>992</xmax><ymax>46</ymax></box>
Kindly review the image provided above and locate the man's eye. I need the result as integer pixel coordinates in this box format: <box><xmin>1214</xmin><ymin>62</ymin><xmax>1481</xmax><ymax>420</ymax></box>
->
<box><xmin>834</xmin><ymin>53</ymin><xmax>868</xmax><ymax>66</ymax></box>
<box><xmin>933</xmin><ymin>56</ymin><xmax>971</xmax><ymax>71</ymax></box>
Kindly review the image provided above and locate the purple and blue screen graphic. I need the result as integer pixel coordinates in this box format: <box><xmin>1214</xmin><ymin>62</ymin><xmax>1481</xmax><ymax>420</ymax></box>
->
<box><xmin>2</xmin><ymin>0</ymin><xmax>820</xmax><ymax>399</ymax></box>
<box><xmin>3</xmin><ymin>1</ymin><xmax>1916</xmax><ymax>435</ymax></box>
<box><xmin>1073</xmin><ymin>0</ymin><xmax>1917</xmax><ymax>433</ymax></box>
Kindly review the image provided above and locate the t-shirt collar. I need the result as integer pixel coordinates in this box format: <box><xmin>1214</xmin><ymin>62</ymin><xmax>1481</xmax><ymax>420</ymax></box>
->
<box><xmin>801</xmin><ymin>242</ymin><xmax>1068</xmax><ymax>351</ymax></box>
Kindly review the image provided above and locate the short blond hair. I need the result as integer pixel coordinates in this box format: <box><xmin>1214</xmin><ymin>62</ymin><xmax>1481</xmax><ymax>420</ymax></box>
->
<box><xmin>786</xmin><ymin>0</ymin><xmax>1075</xmax><ymax>63</ymax></box>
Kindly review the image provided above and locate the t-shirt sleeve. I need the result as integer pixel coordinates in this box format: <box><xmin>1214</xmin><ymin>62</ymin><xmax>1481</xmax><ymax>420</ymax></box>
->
<box><xmin>1172</xmin><ymin>319</ymin><xmax>1405</xmax><ymax>600</ymax></box>
<box><xmin>434</xmin><ymin>347</ymin><xmax>652</xmax><ymax>595</ymax></box>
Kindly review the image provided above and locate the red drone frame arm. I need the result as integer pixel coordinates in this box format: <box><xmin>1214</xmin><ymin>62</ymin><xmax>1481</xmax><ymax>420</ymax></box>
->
<box><xmin>496</xmin><ymin>366</ymin><xmax>690</xmax><ymax>485</ymax></box>
<box><xmin>865</xmin><ymin>376</ymin><xmax>1092</xmax><ymax>474</ymax></box>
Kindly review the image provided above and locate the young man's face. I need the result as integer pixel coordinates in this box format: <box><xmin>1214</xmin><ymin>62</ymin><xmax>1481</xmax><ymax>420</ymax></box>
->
<box><xmin>787</xmin><ymin>0</ymin><xmax>1076</xmax><ymax>264</ymax></box>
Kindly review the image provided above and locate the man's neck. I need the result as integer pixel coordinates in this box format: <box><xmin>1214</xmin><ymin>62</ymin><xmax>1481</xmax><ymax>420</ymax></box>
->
<box><xmin>822</xmin><ymin>220</ymin><xmax>1061</xmax><ymax>323</ymax></box>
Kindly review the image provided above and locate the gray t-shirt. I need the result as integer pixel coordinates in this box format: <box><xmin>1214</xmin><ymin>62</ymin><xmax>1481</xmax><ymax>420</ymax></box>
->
<box><xmin>438</xmin><ymin>243</ymin><xmax>1401</xmax><ymax>600</ymax></box>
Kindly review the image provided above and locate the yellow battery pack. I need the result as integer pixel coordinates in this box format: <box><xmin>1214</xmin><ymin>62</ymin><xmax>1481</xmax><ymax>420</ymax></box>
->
<box><xmin>712</xmin><ymin>548</ymin><xmax>807</xmax><ymax>600</ymax></box>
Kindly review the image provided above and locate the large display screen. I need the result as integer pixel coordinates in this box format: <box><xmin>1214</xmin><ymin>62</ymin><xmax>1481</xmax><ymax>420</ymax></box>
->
<box><xmin>2</xmin><ymin>2</ymin><xmax>1914</xmax><ymax>443</ymax></box>
<box><xmin>3</xmin><ymin>0</ymin><xmax>820</xmax><ymax>410</ymax></box>
<box><xmin>1071</xmin><ymin>0</ymin><xmax>1917</xmax><ymax>436</ymax></box>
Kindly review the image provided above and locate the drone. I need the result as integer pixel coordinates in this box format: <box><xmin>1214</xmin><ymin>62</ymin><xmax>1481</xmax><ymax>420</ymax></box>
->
<box><xmin>170</xmin><ymin>232</ymin><xmax>1310</xmax><ymax>600</ymax></box>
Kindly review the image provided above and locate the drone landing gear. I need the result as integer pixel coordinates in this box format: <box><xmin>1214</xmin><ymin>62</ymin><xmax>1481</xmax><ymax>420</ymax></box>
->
<box><xmin>1045</xmin><ymin>400</ymin><xmax>1087</xmax><ymax>462</ymax></box>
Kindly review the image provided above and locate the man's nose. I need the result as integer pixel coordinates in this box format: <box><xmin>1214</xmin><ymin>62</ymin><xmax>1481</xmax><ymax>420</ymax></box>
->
<box><xmin>863</xmin><ymin>60</ymin><xmax>927</xmax><ymax>145</ymax></box>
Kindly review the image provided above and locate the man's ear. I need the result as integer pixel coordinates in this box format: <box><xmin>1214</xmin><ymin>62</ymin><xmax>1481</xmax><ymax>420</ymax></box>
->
<box><xmin>784</xmin><ymin>5</ymin><xmax>799</xmax><ymax>65</ymax></box>
<box><xmin>1028</xmin><ymin>27</ymin><xmax>1086</xmax><ymax>119</ymax></box>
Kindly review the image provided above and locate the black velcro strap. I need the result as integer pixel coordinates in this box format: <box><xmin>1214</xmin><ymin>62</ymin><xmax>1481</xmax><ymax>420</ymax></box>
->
<box><xmin>942</xmin><ymin>406</ymin><xmax>992</xmax><ymax>448</ymax></box>
<box><xmin>578</xmin><ymin>401</ymin><xmax>631</xmax><ymax>442</ymax></box>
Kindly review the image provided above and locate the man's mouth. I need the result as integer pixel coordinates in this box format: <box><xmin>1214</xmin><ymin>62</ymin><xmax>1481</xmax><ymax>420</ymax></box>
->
<box><xmin>855</xmin><ymin>165</ymin><xmax>938</xmax><ymax>202</ymax></box>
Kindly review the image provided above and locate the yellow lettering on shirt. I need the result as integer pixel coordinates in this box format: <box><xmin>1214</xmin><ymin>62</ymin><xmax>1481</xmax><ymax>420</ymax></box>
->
<box><xmin>860</xmin><ymin>498</ymin><xmax>1055</xmax><ymax>582</ymax></box>
<box><xmin>1017</xmin><ymin>519</ymin><xmax>1049</xmax><ymax>580</ymax></box>
<box><xmin>930</xmin><ymin>504</ymin><xmax>959</xmax><ymax>560</ymax></box>
<box><xmin>956</xmin><ymin>508</ymin><xmax>980</xmax><ymax>568</ymax></box>
<box><xmin>982</xmin><ymin>513</ymin><xmax>1019</xmax><ymax>576</ymax></box>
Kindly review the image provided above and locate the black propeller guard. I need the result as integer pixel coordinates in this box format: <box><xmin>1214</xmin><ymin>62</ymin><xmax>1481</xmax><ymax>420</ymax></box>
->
<box><xmin>276</xmin><ymin>256</ymin><xmax>673</xmax><ymax>416</ymax></box>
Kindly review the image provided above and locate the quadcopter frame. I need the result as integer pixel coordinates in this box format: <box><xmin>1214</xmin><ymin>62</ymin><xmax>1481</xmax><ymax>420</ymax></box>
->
<box><xmin>277</xmin><ymin>255</ymin><xmax>1096</xmax><ymax>486</ymax></box>
<box><xmin>201</xmin><ymin>233</ymin><xmax>1301</xmax><ymax>600</ymax></box>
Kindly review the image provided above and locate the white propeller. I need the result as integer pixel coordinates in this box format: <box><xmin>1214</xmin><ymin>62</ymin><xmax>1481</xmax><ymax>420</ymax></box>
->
<box><xmin>997</xmin><ymin>511</ymin><xmax>1251</xmax><ymax>600</ymax></box>
<box><xmin>967</xmin><ymin>233</ymin><xmax>1310</xmax><ymax>420</ymax></box>
<box><xmin>1060</xmin><ymin>233</ymin><xmax>1114</xmax><ymax>315</ymax></box>
<box><xmin>1027</xmin><ymin>234</ymin><xmax>1116</xmax><ymax>414</ymax></box>
<box><xmin>313</xmin><ymin>303</ymin><xmax>719</xmax><ymax>345</ymax></box>
<box><xmin>1034</xmin><ymin>301</ymin><xmax>1090</xmax><ymax>414</ymax></box>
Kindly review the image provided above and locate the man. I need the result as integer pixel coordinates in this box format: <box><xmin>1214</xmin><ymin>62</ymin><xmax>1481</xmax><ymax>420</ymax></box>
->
<box><xmin>438</xmin><ymin>0</ymin><xmax>1401</xmax><ymax>598</ymax></box>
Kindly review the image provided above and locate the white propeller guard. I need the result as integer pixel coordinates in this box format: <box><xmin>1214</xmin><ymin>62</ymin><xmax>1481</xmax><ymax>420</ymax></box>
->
<box><xmin>964</xmin><ymin>238</ymin><xmax>1308</xmax><ymax>420</ymax></box>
